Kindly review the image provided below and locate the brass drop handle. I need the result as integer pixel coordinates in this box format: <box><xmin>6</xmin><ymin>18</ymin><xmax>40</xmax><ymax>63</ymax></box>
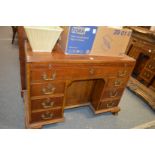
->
<box><xmin>89</xmin><ymin>68</ymin><xmax>95</xmax><ymax>75</ymax></box>
<box><xmin>42</xmin><ymin>84</ymin><xmax>56</xmax><ymax>95</ymax></box>
<box><xmin>144</xmin><ymin>72</ymin><xmax>150</xmax><ymax>78</ymax></box>
<box><xmin>118</xmin><ymin>70</ymin><xmax>127</xmax><ymax>77</ymax></box>
<box><xmin>114</xmin><ymin>79</ymin><xmax>122</xmax><ymax>86</ymax></box>
<box><xmin>41</xmin><ymin>112</ymin><xmax>53</xmax><ymax>120</ymax></box>
<box><xmin>148</xmin><ymin>64</ymin><xmax>154</xmax><ymax>70</ymax></box>
<box><xmin>42</xmin><ymin>72</ymin><xmax>56</xmax><ymax>81</ymax></box>
<box><xmin>110</xmin><ymin>90</ymin><xmax>118</xmax><ymax>97</ymax></box>
<box><xmin>107</xmin><ymin>102</ymin><xmax>115</xmax><ymax>108</ymax></box>
<box><xmin>41</xmin><ymin>99</ymin><xmax>54</xmax><ymax>109</ymax></box>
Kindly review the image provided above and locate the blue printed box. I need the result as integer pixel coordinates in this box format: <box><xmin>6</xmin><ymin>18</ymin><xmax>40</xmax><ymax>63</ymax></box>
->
<box><xmin>59</xmin><ymin>26</ymin><xmax>98</xmax><ymax>54</ymax></box>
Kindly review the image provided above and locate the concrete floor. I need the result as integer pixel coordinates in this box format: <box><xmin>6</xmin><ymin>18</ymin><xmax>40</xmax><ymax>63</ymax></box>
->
<box><xmin>0</xmin><ymin>26</ymin><xmax>154</xmax><ymax>129</ymax></box>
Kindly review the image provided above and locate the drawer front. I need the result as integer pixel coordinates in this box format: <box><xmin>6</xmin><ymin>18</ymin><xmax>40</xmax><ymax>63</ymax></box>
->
<box><xmin>140</xmin><ymin>70</ymin><xmax>154</xmax><ymax>81</ymax></box>
<box><xmin>146</xmin><ymin>60</ymin><xmax>155</xmax><ymax>72</ymax></box>
<box><xmin>31</xmin><ymin>82</ymin><xmax>65</xmax><ymax>97</ymax></box>
<box><xmin>31</xmin><ymin>108</ymin><xmax>63</xmax><ymax>123</ymax></box>
<box><xmin>30</xmin><ymin>67</ymin><xmax>100</xmax><ymax>82</ymax></box>
<box><xmin>30</xmin><ymin>63</ymin><xmax>132</xmax><ymax>82</ymax></box>
<box><xmin>99</xmin><ymin>99</ymin><xmax>120</xmax><ymax>110</ymax></box>
<box><xmin>101</xmin><ymin>88</ymin><xmax>125</xmax><ymax>100</ymax></box>
<box><xmin>117</xmin><ymin>67</ymin><xmax>132</xmax><ymax>78</ymax></box>
<box><xmin>107</xmin><ymin>78</ymin><xmax>129</xmax><ymax>88</ymax></box>
<box><xmin>30</xmin><ymin>68</ymin><xmax>72</xmax><ymax>82</ymax></box>
<box><xmin>31</xmin><ymin>97</ymin><xmax>64</xmax><ymax>111</ymax></box>
<box><xmin>72</xmin><ymin>66</ymin><xmax>132</xmax><ymax>79</ymax></box>
<box><xmin>134</xmin><ymin>40</ymin><xmax>155</xmax><ymax>52</ymax></box>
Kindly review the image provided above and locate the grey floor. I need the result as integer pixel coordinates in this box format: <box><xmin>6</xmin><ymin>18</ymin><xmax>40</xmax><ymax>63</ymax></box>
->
<box><xmin>0</xmin><ymin>26</ymin><xmax>154</xmax><ymax>129</ymax></box>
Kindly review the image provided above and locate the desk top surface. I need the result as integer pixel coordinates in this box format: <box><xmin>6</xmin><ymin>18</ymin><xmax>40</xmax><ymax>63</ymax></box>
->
<box><xmin>25</xmin><ymin>42</ymin><xmax>135</xmax><ymax>64</ymax></box>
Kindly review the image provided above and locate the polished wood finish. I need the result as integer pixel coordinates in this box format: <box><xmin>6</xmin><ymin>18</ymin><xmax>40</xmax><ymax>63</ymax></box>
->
<box><xmin>65</xmin><ymin>80</ymin><xmax>95</xmax><ymax>107</ymax></box>
<box><xmin>126</xmin><ymin>27</ymin><xmax>155</xmax><ymax>110</ymax></box>
<box><xmin>30</xmin><ymin>81</ymin><xmax>65</xmax><ymax>97</ymax></box>
<box><xmin>22</xmin><ymin>41</ymin><xmax>135</xmax><ymax>128</ymax></box>
<box><xmin>31</xmin><ymin>108</ymin><xmax>63</xmax><ymax>123</ymax></box>
<box><xmin>99</xmin><ymin>99</ymin><xmax>120</xmax><ymax>110</ymax></box>
<box><xmin>31</xmin><ymin>96</ymin><xmax>63</xmax><ymax>112</ymax></box>
<box><xmin>24</xmin><ymin>90</ymin><xmax>64</xmax><ymax>129</ymax></box>
<box><xmin>18</xmin><ymin>27</ymin><xmax>27</xmax><ymax>95</ymax></box>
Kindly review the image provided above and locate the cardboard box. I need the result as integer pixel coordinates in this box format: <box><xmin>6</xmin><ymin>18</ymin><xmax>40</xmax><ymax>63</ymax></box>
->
<box><xmin>59</xmin><ymin>26</ymin><xmax>97</xmax><ymax>54</ymax></box>
<box><xmin>150</xmin><ymin>26</ymin><xmax>155</xmax><ymax>31</ymax></box>
<box><xmin>59</xmin><ymin>26</ymin><xmax>132</xmax><ymax>56</ymax></box>
<box><xmin>90</xmin><ymin>27</ymin><xmax>132</xmax><ymax>56</ymax></box>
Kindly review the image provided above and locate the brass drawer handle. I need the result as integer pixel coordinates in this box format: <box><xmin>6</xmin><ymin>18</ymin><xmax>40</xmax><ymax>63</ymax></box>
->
<box><xmin>110</xmin><ymin>90</ymin><xmax>118</xmax><ymax>97</ymax></box>
<box><xmin>107</xmin><ymin>102</ymin><xmax>115</xmax><ymax>108</ymax></box>
<box><xmin>48</xmin><ymin>64</ymin><xmax>52</xmax><ymax>69</ymax></box>
<box><xmin>114</xmin><ymin>79</ymin><xmax>122</xmax><ymax>86</ymax></box>
<box><xmin>41</xmin><ymin>112</ymin><xmax>53</xmax><ymax>120</ymax></box>
<box><xmin>89</xmin><ymin>68</ymin><xmax>95</xmax><ymax>75</ymax></box>
<box><xmin>41</xmin><ymin>98</ymin><xmax>54</xmax><ymax>109</ymax></box>
<box><xmin>42</xmin><ymin>72</ymin><xmax>56</xmax><ymax>81</ymax></box>
<box><xmin>42</xmin><ymin>84</ymin><xmax>56</xmax><ymax>95</ymax></box>
<box><xmin>144</xmin><ymin>72</ymin><xmax>150</xmax><ymax>78</ymax></box>
<box><xmin>148</xmin><ymin>64</ymin><xmax>154</xmax><ymax>70</ymax></box>
<box><xmin>118</xmin><ymin>70</ymin><xmax>127</xmax><ymax>77</ymax></box>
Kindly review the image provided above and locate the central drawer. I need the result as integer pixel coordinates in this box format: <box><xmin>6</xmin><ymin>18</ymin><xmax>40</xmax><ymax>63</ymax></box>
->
<box><xmin>30</xmin><ymin>67</ymin><xmax>110</xmax><ymax>82</ymax></box>
<box><xmin>30</xmin><ymin>63</ymin><xmax>131</xmax><ymax>82</ymax></box>
<box><xmin>30</xmin><ymin>82</ymin><xmax>65</xmax><ymax>97</ymax></box>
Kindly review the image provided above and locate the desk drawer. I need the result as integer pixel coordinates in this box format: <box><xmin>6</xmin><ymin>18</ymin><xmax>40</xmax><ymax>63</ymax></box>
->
<box><xmin>140</xmin><ymin>70</ymin><xmax>154</xmax><ymax>82</ymax></box>
<box><xmin>31</xmin><ymin>82</ymin><xmax>65</xmax><ymax>97</ymax></box>
<box><xmin>107</xmin><ymin>78</ymin><xmax>129</xmax><ymax>88</ymax></box>
<box><xmin>31</xmin><ymin>68</ymin><xmax>72</xmax><ymax>82</ymax></box>
<box><xmin>101</xmin><ymin>88</ymin><xmax>125</xmax><ymax>100</ymax></box>
<box><xmin>99</xmin><ymin>99</ymin><xmax>120</xmax><ymax>110</ymax></box>
<box><xmin>71</xmin><ymin>67</ymin><xmax>128</xmax><ymax>79</ymax></box>
<box><xmin>146</xmin><ymin>60</ymin><xmax>155</xmax><ymax>72</ymax></box>
<box><xmin>133</xmin><ymin>40</ymin><xmax>155</xmax><ymax>52</ymax></box>
<box><xmin>30</xmin><ymin>64</ymin><xmax>131</xmax><ymax>82</ymax></box>
<box><xmin>30</xmin><ymin>67</ymin><xmax>99</xmax><ymax>82</ymax></box>
<box><xmin>31</xmin><ymin>97</ymin><xmax>63</xmax><ymax>111</ymax></box>
<box><xmin>31</xmin><ymin>108</ymin><xmax>63</xmax><ymax>123</ymax></box>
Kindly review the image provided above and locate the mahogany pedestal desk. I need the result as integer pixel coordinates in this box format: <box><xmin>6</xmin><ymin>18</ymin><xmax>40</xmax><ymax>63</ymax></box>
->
<box><xmin>22</xmin><ymin>41</ymin><xmax>135</xmax><ymax>129</ymax></box>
